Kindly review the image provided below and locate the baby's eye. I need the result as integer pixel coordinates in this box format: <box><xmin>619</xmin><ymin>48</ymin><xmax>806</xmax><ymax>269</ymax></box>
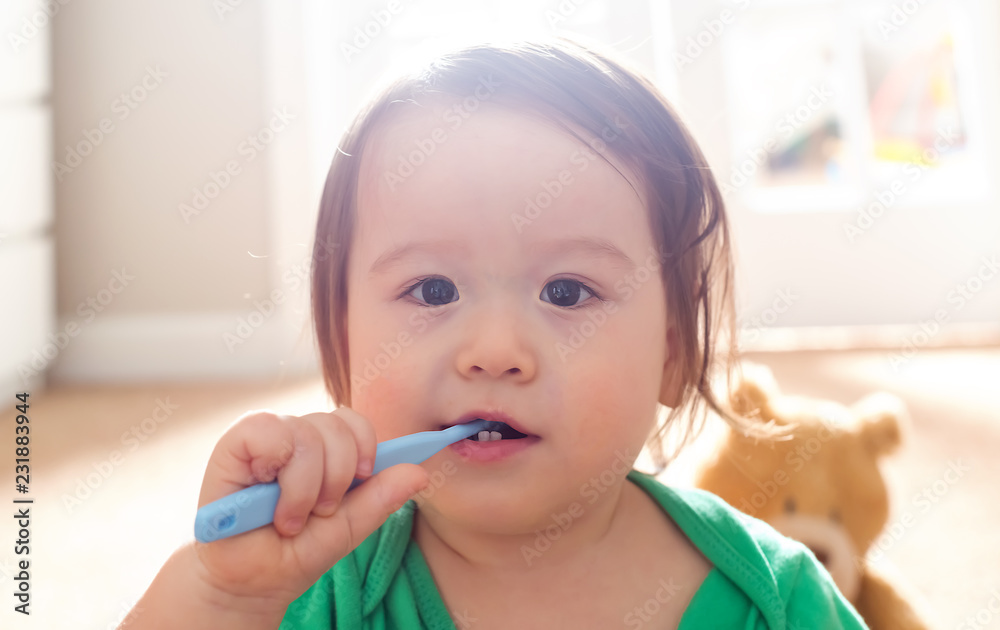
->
<box><xmin>402</xmin><ymin>276</ymin><xmax>600</xmax><ymax>309</ymax></box>
<box><xmin>540</xmin><ymin>279</ymin><xmax>596</xmax><ymax>309</ymax></box>
<box><xmin>405</xmin><ymin>277</ymin><xmax>458</xmax><ymax>307</ymax></box>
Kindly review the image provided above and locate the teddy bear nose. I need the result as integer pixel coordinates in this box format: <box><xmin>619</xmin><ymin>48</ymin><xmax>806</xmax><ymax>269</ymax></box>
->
<box><xmin>808</xmin><ymin>545</ymin><xmax>831</xmax><ymax>567</ymax></box>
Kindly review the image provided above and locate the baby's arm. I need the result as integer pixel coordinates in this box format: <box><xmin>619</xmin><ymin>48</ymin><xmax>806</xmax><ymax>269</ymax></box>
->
<box><xmin>119</xmin><ymin>409</ymin><xmax>431</xmax><ymax>629</ymax></box>
<box><xmin>120</xmin><ymin>540</ymin><xmax>290</xmax><ymax>629</ymax></box>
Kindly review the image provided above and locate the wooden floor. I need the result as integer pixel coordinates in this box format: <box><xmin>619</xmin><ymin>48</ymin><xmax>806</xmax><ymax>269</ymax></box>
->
<box><xmin>1</xmin><ymin>347</ymin><xmax>997</xmax><ymax>629</ymax></box>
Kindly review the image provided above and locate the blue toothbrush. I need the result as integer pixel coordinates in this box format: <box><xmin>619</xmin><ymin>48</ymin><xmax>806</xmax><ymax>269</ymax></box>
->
<box><xmin>194</xmin><ymin>419</ymin><xmax>488</xmax><ymax>543</ymax></box>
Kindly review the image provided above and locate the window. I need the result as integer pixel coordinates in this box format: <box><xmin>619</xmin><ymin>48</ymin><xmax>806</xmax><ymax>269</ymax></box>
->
<box><xmin>719</xmin><ymin>0</ymin><xmax>989</xmax><ymax>213</ymax></box>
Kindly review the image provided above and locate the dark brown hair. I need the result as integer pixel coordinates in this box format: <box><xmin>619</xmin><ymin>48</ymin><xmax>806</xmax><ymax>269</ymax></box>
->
<box><xmin>311</xmin><ymin>35</ymin><xmax>762</xmax><ymax>474</ymax></box>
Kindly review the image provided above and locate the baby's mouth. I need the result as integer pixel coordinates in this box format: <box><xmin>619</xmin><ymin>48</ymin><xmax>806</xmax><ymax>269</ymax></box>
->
<box><xmin>441</xmin><ymin>418</ymin><xmax>534</xmax><ymax>441</ymax></box>
<box><xmin>464</xmin><ymin>419</ymin><xmax>529</xmax><ymax>442</ymax></box>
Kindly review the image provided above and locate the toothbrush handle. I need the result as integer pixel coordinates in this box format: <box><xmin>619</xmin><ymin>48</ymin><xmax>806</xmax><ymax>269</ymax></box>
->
<box><xmin>194</xmin><ymin>476</ymin><xmax>367</xmax><ymax>543</ymax></box>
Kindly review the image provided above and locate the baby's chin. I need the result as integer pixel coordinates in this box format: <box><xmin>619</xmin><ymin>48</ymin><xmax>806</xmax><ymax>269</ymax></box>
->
<box><xmin>413</xmin><ymin>477</ymin><xmax>590</xmax><ymax>535</ymax></box>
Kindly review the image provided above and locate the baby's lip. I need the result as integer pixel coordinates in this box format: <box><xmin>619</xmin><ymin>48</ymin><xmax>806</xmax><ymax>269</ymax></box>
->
<box><xmin>442</xmin><ymin>410</ymin><xmax>537</xmax><ymax>437</ymax></box>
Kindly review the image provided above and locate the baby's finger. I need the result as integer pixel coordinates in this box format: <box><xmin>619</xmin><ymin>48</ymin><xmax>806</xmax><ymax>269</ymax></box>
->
<box><xmin>297</xmin><ymin>413</ymin><xmax>361</xmax><ymax>517</ymax></box>
<box><xmin>301</xmin><ymin>408</ymin><xmax>378</xmax><ymax>516</ymax></box>
<box><xmin>198</xmin><ymin>411</ymin><xmax>296</xmax><ymax>507</ymax></box>
<box><xmin>328</xmin><ymin>407</ymin><xmax>378</xmax><ymax>479</ymax></box>
<box><xmin>271</xmin><ymin>419</ymin><xmax>325</xmax><ymax>536</ymax></box>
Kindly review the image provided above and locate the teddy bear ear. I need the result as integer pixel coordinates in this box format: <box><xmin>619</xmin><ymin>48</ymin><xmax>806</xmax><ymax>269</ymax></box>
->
<box><xmin>853</xmin><ymin>392</ymin><xmax>909</xmax><ymax>456</ymax></box>
<box><xmin>729</xmin><ymin>362</ymin><xmax>779</xmax><ymax>419</ymax></box>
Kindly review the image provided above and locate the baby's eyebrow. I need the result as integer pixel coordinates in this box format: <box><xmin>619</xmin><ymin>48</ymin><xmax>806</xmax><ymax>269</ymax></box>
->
<box><xmin>367</xmin><ymin>236</ymin><xmax>637</xmax><ymax>278</ymax></box>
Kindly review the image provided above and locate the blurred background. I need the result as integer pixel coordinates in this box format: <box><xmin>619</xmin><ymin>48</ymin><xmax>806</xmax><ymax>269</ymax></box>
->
<box><xmin>1</xmin><ymin>0</ymin><xmax>998</xmax><ymax>628</ymax></box>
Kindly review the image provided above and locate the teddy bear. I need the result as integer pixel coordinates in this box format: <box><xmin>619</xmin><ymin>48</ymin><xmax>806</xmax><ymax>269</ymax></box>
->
<box><xmin>692</xmin><ymin>362</ymin><xmax>930</xmax><ymax>630</ymax></box>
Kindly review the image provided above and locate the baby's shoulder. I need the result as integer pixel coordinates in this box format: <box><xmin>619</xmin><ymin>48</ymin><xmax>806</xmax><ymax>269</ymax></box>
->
<box><xmin>631</xmin><ymin>476</ymin><xmax>867</xmax><ymax>627</ymax></box>
<box><xmin>628</xmin><ymin>473</ymin><xmax>821</xmax><ymax>586</ymax></box>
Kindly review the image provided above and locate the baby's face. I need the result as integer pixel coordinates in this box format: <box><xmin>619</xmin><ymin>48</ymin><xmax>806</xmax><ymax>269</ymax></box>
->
<box><xmin>346</xmin><ymin>101</ymin><xmax>677</xmax><ymax>529</ymax></box>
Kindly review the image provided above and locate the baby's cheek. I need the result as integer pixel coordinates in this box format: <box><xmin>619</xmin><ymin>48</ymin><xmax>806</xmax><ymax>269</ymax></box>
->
<box><xmin>563</xmin><ymin>365</ymin><xmax>623</xmax><ymax>428</ymax></box>
<box><xmin>350</xmin><ymin>371</ymin><xmax>415</xmax><ymax>441</ymax></box>
<box><xmin>567</xmin><ymin>355</ymin><xmax>658</xmax><ymax>449</ymax></box>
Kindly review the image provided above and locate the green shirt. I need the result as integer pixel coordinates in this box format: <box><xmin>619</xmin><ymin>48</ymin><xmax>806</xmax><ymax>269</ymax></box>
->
<box><xmin>281</xmin><ymin>470</ymin><xmax>868</xmax><ymax>629</ymax></box>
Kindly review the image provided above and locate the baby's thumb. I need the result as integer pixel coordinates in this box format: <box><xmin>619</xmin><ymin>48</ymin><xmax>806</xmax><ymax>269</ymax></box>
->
<box><xmin>305</xmin><ymin>464</ymin><xmax>430</xmax><ymax>567</ymax></box>
<box><xmin>345</xmin><ymin>463</ymin><xmax>430</xmax><ymax>527</ymax></box>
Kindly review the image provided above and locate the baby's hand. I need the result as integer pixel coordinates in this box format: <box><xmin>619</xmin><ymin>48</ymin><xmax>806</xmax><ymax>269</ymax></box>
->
<box><xmin>192</xmin><ymin>408</ymin><xmax>429</xmax><ymax>609</ymax></box>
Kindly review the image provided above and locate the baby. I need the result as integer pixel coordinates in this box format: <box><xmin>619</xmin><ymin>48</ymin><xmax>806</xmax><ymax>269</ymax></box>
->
<box><xmin>125</xmin><ymin>37</ymin><xmax>868</xmax><ymax>629</ymax></box>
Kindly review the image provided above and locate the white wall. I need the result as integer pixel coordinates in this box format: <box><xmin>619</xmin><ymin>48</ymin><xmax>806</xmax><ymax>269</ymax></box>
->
<box><xmin>42</xmin><ymin>0</ymin><xmax>320</xmax><ymax>385</ymax></box>
<box><xmin>0</xmin><ymin>0</ymin><xmax>55</xmax><ymax>395</ymax></box>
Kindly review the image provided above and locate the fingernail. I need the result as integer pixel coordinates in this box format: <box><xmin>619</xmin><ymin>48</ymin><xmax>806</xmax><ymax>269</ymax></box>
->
<box><xmin>357</xmin><ymin>457</ymin><xmax>373</xmax><ymax>477</ymax></box>
<box><xmin>285</xmin><ymin>517</ymin><xmax>303</xmax><ymax>534</ymax></box>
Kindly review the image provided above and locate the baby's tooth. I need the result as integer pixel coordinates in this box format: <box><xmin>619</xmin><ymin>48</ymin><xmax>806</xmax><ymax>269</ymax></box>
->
<box><xmin>490</xmin><ymin>431</ymin><xmax>502</xmax><ymax>441</ymax></box>
<box><xmin>478</xmin><ymin>430</ymin><xmax>490</xmax><ymax>442</ymax></box>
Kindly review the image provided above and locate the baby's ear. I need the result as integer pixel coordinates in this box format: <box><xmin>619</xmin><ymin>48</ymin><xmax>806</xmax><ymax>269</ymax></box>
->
<box><xmin>853</xmin><ymin>392</ymin><xmax>908</xmax><ymax>457</ymax></box>
<box><xmin>658</xmin><ymin>326</ymin><xmax>684</xmax><ymax>408</ymax></box>
<box><xmin>729</xmin><ymin>362</ymin><xmax>778</xmax><ymax>419</ymax></box>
